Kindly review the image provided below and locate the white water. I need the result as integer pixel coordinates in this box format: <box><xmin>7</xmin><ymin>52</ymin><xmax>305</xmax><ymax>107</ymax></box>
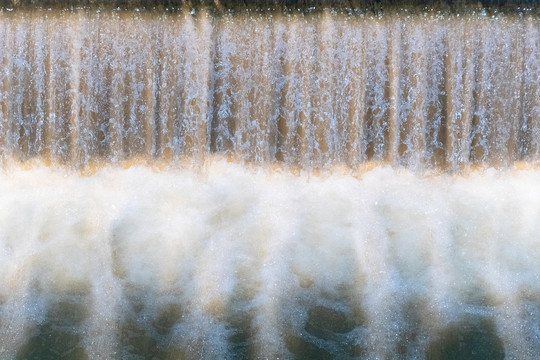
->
<box><xmin>1</xmin><ymin>4</ymin><xmax>540</xmax><ymax>359</ymax></box>
<box><xmin>1</xmin><ymin>161</ymin><xmax>540</xmax><ymax>359</ymax></box>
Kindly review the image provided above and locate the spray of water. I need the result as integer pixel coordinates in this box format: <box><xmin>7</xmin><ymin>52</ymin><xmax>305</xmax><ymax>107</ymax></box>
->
<box><xmin>1</xmin><ymin>5</ymin><xmax>540</xmax><ymax>359</ymax></box>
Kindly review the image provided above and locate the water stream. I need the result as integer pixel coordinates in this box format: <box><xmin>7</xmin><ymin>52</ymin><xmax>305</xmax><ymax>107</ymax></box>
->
<box><xmin>1</xmin><ymin>4</ymin><xmax>540</xmax><ymax>359</ymax></box>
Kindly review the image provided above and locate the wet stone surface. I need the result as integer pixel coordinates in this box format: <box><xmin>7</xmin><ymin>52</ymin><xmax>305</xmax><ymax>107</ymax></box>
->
<box><xmin>425</xmin><ymin>316</ymin><xmax>505</xmax><ymax>360</ymax></box>
<box><xmin>305</xmin><ymin>305</ymin><xmax>357</xmax><ymax>339</ymax></box>
<box><xmin>16</xmin><ymin>300</ymin><xmax>89</xmax><ymax>360</ymax></box>
<box><xmin>152</xmin><ymin>303</ymin><xmax>183</xmax><ymax>336</ymax></box>
<box><xmin>286</xmin><ymin>305</ymin><xmax>365</xmax><ymax>359</ymax></box>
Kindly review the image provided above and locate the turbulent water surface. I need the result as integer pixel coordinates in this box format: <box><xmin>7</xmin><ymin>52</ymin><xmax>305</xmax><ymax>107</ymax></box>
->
<box><xmin>2</xmin><ymin>162</ymin><xmax>540</xmax><ymax>359</ymax></box>
<box><xmin>1</xmin><ymin>3</ymin><xmax>540</xmax><ymax>360</ymax></box>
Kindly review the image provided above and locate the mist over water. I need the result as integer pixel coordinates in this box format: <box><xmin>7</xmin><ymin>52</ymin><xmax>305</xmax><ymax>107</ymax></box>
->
<box><xmin>3</xmin><ymin>163</ymin><xmax>540</xmax><ymax>359</ymax></box>
<box><xmin>1</xmin><ymin>3</ymin><xmax>540</xmax><ymax>360</ymax></box>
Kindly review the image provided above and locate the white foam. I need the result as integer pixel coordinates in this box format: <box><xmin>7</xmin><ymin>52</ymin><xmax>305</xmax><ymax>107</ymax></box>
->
<box><xmin>1</xmin><ymin>162</ymin><xmax>540</xmax><ymax>358</ymax></box>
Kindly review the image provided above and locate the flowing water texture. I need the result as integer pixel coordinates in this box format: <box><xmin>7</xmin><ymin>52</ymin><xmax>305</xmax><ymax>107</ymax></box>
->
<box><xmin>0</xmin><ymin>5</ymin><xmax>540</xmax><ymax>170</ymax></box>
<box><xmin>1</xmin><ymin>4</ymin><xmax>540</xmax><ymax>360</ymax></box>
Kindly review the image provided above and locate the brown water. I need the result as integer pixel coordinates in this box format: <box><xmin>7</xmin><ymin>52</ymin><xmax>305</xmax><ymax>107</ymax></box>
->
<box><xmin>1</xmin><ymin>4</ymin><xmax>540</xmax><ymax>360</ymax></box>
<box><xmin>0</xmin><ymin>6</ymin><xmax>539</xmax><ymax>170</ymax></box>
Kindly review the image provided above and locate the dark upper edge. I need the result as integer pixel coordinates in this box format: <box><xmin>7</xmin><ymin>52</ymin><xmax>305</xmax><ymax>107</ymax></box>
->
<box><xmin>0</xmin><ymin>0</ymin><xmax>538</xmax><ymax>9</ymax></box>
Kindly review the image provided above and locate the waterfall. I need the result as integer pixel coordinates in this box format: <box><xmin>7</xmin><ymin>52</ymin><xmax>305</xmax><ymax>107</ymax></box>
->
<box><xmin>0</xmin><ymin>5</ymin><xmax>539</xmax><ymax>170</ymax></box>
<box><xmin>1</xmin><ymin>3</ymin><xmax>540</xmax><ymax>360</ymax></box>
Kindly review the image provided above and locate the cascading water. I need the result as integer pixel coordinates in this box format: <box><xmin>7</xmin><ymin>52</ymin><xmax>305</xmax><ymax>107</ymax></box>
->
<box><xmin>1</xmin><ymin>2</ymin><xmax>540</xmax><ymax>359</ymax></box>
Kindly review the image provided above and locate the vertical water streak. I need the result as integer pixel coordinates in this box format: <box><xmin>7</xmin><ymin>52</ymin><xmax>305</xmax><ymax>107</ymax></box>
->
<box><xmin>14</xmin><ymin>15</ymin><xmax>32</xmax><ymax>160</ymax></box>
<box><xmin>180</xmin><ymin>10</ymin><xmax>212</xmax><ymax>160</ymax></box>
<box><xmin>484</xmin><ymin>16</ymin><xmax>522</xmax><ymax>166</ymax></box>
<box><xmin>0</xmin><ymin>15</ymin><xmax>6</xmax><ymax>160</ymax></box>
<box><xmin>311</xmin><ymin>10</ymin><xmax>335</xmax><ymax>167</ymax></box>
<box><xmin>275</xmin><ymin>13</ymin><xmax>300</xmax><ymax>166</ymax></box>
<box><xmin>31</xmin><ymin>14</ymin><xmax>49</xmax><ymax>161</ymax></box>
<box><xmin>242</xmin><ymin>14</ymin><xmax>278</xmax><ymax>164</ymax></box>
<box><xmin>0</xmin><ymin>15</ymin><xmax>13</xmax><ymax>159</ymax></box>
<box><xmin>459</xmin><ymin>16</ymin><xmax>477</xmax><ymax>169</ymax></box>
<box><xmin>386</xmin><ymin>15</ymin><xmax>401</xmax><ymax>165</ymax></box>
<box><xmin>68</xmin><ymin>11</ymin><xmax>82</xmax><ymax>165</ymax></box>
<box><xmin>444</xmin><ymin>16</ymin><xmax>470</xmax><ymax>171</ymax></box>
<box><xmin>156</xmin><ymin>12</ymin><xmax>184</xmax><ymax>159</ymax></box>
<box><xmin>520</xmin><ymin>17</ymin><xmax>540</xmax><ymax>161</ymax></box>
<box><xmin>470</xmin><ymin>16</ymin><xmax>494</xmax><ymax>164</ymax></box>
<box><xmin>424</xmin><ymin>15</ymin><xmax>447</xmax><ymax>169</ymax></box>
<box><xmin>398</xmin><ymin>17</ymin><xmax>428</xmax><ymax>169</ymax></box>
<box><xmin>125</xmin><ymin>12</ymin><xmax>156</xmax><ymax>160</ymax></box>
<box><xmin>229</xmin><ymin>12</ymin><xmax>274</xmax><ymax>164</ymax></box>
<box><xmin>294</xmin><ymin>13</ymin><xmax>318</xmax><ymax>168</ymax></box>
<box><xmin>211</xmin><ymin>13</ymin><xmax>236</xmax><ymax>156</ymax></box>
<box><xmin>338</xmin><ymin>14</ymin><xmax>367</xmax><ymax>167</ymax></box>
<box><xmin>48</xmin><ymin>12</ymin><xmax>76</xmax><ymax>163</ymax></box>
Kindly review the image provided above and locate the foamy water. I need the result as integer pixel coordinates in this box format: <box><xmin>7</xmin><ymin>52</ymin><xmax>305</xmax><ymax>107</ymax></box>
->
<box><xmin>1</xmin><ymin>161</ymin><xmax>540</xmax><ymax>359</ymax></box>
<box><xmin>1</xmin><ymin>3</ymin><xmax>540</xmax><ymax>359</ymax></box>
